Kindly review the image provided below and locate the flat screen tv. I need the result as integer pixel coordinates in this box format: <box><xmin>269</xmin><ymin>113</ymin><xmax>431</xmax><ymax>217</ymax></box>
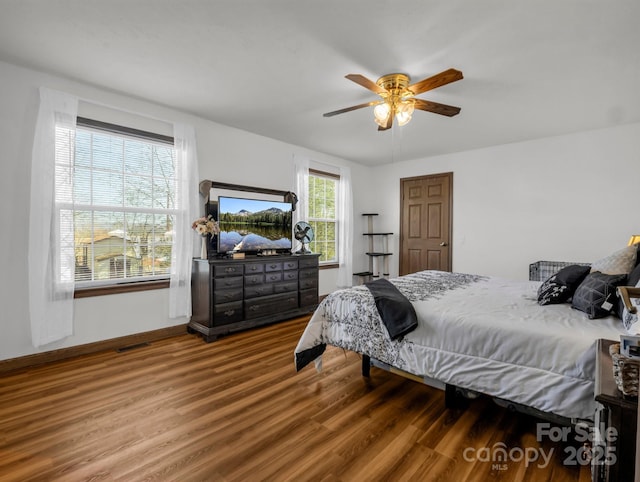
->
<box><xmin>217</xmin><ymin>196</ymin><xmax>293</xmax><ymax>254</ymax></box>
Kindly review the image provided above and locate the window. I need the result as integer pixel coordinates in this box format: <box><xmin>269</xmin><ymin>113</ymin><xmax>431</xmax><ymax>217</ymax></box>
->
<box><xmin>307</xmin><ymin>169</ymin><xmax>339</xmax><ymax>264</ymax></box>
<box><xmin>56</xmin><ymin>118</ymin><xmax>177</xmax><ymax>287</ymax></box>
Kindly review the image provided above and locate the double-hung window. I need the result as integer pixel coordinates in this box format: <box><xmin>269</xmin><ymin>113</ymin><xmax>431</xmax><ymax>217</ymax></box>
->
<box><xmin>57</xmin><ymin>117</ymin><xmax>177</xmax><ymax>289</ymax></box>
<box><xmin>307</xmin><ymin>169</ymin><xmax>339</xmax><ymax>265</ymax></box>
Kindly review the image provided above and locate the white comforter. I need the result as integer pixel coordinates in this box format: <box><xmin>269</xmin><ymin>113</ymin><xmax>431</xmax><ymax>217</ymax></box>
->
<box><xmin>294</xmin><ymin>271</ymin><xmax>625</xmax><ymax>419</ymax></box>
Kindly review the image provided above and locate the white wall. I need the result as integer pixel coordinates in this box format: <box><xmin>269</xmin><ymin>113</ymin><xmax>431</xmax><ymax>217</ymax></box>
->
<box><xmin>5</xmin><ymin>55</ymin><xmax>636</xmax><ymax>362</ymax></box>
<box><xmin>0</xmin><ymin>60</ymin><xmax>370</xmax><ymax>361</ymax></box>
<box><xmin>371</xmin><ymin>123</ymin><xmax>640</xmax><ymax>280</ymax></box>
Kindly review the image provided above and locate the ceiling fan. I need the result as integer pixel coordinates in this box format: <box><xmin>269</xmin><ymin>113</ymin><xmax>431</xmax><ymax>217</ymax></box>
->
<box><xmin>323</xmin><ymin>68</ymin><xmax>463</xmax><ymax>131</ymax></box>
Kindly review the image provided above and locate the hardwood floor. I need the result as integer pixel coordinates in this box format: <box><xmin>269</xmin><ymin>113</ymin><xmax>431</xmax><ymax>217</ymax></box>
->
<box><xmin>0</xmin><ymin>317</ymin><xmax>592</xmax><ymax>481</ymax></box>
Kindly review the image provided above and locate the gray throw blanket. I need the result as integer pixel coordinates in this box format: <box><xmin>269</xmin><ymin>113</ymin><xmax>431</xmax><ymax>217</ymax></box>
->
<box><xmin>365</xmin><ymin>278</ymin><xmax>418</xmax><ymax>340</ymax></box>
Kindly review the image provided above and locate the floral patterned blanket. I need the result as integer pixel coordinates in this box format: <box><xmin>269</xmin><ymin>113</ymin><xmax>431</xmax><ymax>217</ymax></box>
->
<box><xmin>294</xmin><ymin>270</ymin><xmax>483</xmax><ymax>372</ymax></box>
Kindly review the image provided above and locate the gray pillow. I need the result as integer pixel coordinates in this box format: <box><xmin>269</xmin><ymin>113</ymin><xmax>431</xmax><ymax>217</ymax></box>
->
<box><xmin>572</xmin><ymin>272</ymin><xmax>627</xmax><ymax>319</ymax></box>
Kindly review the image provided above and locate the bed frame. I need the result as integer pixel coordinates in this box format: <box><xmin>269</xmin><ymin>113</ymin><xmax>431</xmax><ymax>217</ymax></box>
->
<box><xmin>361</xmin><ymin>353</ymin><xmax>577</xmax><ymax>426</ymax></box>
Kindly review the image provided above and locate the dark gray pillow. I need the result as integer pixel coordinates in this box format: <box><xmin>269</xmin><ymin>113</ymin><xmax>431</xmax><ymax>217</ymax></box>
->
<box><xmin>537</xmin><ymin>264</ymin><xmax>591</xmax><ymax>305</ymax></box>
<box><xmin>571</xmin><ymin>272</ymin><xmax>627</xmax><ymax>319</ymax></box>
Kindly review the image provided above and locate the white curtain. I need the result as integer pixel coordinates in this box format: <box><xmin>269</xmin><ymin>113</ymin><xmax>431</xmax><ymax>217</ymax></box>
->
<box><xmin>293</xmin><ymin>156</ymin><xmax>309</xmax><ymax>230</ymax></box>
<box><xmin>29</xmin><ymin>87</ymin><xmax>78</xmax><ymax>347</ymax></box>
<box><xmin>169</xmin><ymin>122</ymin><xmax>201</xmax><ymax>319</ymax></box>
<box><xmin>336</xmin><ymin>165</ymin><xmax>353</xmax><ymax>288</ymax></box>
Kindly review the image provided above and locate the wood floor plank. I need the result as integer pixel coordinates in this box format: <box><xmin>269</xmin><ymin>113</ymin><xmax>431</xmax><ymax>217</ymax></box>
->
<box><xmin>0</xmin><ymin>316</ymin><xmax>592</xmax><ymax>481</ymax></box>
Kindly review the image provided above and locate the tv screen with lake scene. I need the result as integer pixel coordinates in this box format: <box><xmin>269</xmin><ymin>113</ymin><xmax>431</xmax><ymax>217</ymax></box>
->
<box><xmin>217</xmin><ymin>196</ymin><xmax>293</xmax><ymax>253</ymax></box>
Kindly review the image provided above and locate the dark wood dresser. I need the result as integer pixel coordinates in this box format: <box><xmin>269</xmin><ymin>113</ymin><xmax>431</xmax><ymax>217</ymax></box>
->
<box><xmin>189</xmin><ymin>254</ymin><xmax>320</xmax><ymax>342</ymax></box>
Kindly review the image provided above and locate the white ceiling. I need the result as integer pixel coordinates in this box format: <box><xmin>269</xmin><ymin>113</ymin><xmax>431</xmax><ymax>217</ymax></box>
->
<box><xmin>1</xmin><ymin>0</ymin><xmax>639</xmax><ymax>166</ymax></box>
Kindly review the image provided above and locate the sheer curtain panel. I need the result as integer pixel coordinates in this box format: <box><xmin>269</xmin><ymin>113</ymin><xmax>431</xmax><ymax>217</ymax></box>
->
<box><xmin>336</xmin><ymin>165</ymin><xmax>353</xmax><ymax>288</ymax></box>
<box><xmin>28</xmin><ymin>87</ymin><xmax>78</xmax><ymax>347</ymax></box>
<box><xmin>293</xmin><ymin>156</ymin><xmax>310</xmax><ymax>227</ymax></box>
<box><xmin>169</xmin><ymin>122</ymin><xmax>201</xmax><ymax>319</ymax></box>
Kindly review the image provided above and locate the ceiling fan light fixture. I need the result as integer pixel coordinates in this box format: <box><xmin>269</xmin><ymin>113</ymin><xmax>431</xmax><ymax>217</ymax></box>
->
<box><xmin>323</xmin><ymin>69</ymin><xmax>463</xmax><ymax>130</ymax></box>
<box><xmin>396</xmin><ymin>111</ymin><xmax>412</xmax><ymax>127</ymax></box>
<box><xmin>373</xmin><ymin>102</ymin><xmax>391</xmax><ymax>126</ymax></box>
<box><xmin>395</xmin><ymin>100</ymin><xmax>415</xmax><ymax>126</ymax></box>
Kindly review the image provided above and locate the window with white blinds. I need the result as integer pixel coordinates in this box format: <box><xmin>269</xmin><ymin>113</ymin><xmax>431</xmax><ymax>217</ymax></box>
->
<box><xmin>307</xmin><ymin>169</ymin><xmax>339</xmax><ymax>264</ymax></box>
<box><xmin>56</xmin><ymin>118</ymin><xmax>178</xmax><ymax>286</ymax></box>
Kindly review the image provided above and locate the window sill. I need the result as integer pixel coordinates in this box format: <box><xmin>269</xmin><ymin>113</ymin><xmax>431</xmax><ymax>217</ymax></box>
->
<box><xmin>74</xmin><ymin>279</ymin><xmax>170</xmax><ymax>298</ymax></box>
<box><xmin>319</xmin><ymin>263</ymin><xmax>339</xmax><ymax>270</ymax></box>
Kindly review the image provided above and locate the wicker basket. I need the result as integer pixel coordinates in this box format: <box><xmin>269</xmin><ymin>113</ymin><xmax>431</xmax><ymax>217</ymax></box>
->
<box><xmin>610</xmin><ymin>343</ymin><xmax>640</xmax><ymax>397</ymax></box>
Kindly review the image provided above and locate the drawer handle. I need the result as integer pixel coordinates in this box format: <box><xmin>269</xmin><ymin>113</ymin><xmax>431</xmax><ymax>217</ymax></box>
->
<box><xmin>224</xmin><ymin>267</ymin><xmax>235</xmax><ymax>273</ymax></box>
<box><xmin>224</xmin><ymin>309</ymin><xmax>235</xmax><ymax>316</ymax></box>
<box><xmin>269</xmin><ymin>275</ymin><xmax>278</xmax><ymax>281</ymax></box>
<box><xmin>270</xmin><ymin>264</ymin><xmax>278</xmax><ymax>269</ymax></box>
<box><xmin>224</xmin><ymin>293</ymin><xmax>233</xmax><ymax>300</ymax></box>
<box><xmin>251</xmin><ymin>266</ymin><xmax>258</xmax><ymax>271</ymax></box>
<box><xmin>287</xmin><ymin>273</ymin><xmax>295</xmax><ymax>279</ymax></box>
<box><xmin>249</xmin><ymin>305</ymin><xmax>260</xmax><ymax>312</ymax></box>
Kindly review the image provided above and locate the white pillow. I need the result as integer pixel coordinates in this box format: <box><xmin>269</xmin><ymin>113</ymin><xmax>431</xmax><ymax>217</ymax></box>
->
<box><xmin>621</xmin><ymin>281</ymin><xmax>640</xmax><ymax>334</ymax></box>
<box><xmin>591</xmin><ymin>245</ymin><xmax>637</xmax><ymax>275</ymax></box>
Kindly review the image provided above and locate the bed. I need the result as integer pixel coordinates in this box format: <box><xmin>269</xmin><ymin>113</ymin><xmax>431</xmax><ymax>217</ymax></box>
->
<box><xmin>294</xmin><ymin>269</ymin><xmax>628</xmax><ymax>422</ymax></box>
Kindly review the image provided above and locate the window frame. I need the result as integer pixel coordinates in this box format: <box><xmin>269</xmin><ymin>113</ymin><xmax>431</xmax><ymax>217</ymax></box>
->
<box><xmin>307</xmin><ymin>168</ymin><xmax>340</xmax><ymax>268</ymax></box>
<box><xmin>65</xmin><ymin>117</ymin><xmax>177</xmax><ymax>297</ymax></box>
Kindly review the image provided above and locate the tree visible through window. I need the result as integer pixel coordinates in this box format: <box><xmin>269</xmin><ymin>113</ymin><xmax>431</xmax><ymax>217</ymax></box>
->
<box><xmin>308</xmin><ymin>170</ymin><xmax>338</xmax><ymax>263</ymax></box>
<box><xmin>56</xmin><ymin>118</ymin><xmax>177</xmax><ymax>286</ymax></box>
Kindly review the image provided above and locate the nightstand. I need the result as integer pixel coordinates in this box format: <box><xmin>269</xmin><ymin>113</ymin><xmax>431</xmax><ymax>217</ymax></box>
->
<box><xmin>593</xmin><ymin>338</ymin><xmax>637</xmax><ymax>481</ymax></box>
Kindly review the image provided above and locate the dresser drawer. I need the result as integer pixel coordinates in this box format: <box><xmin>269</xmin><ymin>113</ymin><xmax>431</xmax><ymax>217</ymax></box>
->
<box><xmin>265</xmin><ymin>271</ymin><xmax>283</xmax><ymax>283</ymax></box>
<box><xmin>244</xmin><ymin>293</ymin><xmax>298</xmax><ymax>319</ymax></box>
<box><xmin>274</xmin><ymin>281</ymin><xmax>298</xmax><ymax>293</ymax></box>
<box><xmin>213</xmin><ymin>264</ymin><xmax>243</xmax><ymax>277</ymax></box>
<box><xmin>282</xmin><ymin>270</ymin><xmax>298</xmax><ymax>282</ymax></box>
<box><xmin>245</xmin><ymin>284</ymin><xmax>274</xmax><ymax>299</ymax></box>
<box><xmin>244</xmin><ymin>274</ymin><xmax>265</xmax><ymax>286</ymax></box>
<box><xmin>283</xmin><ymin>259</ymin><xmax>299</xmax><ymax>270</ymax></box>
<box><xmin>212</xmin><ymin>301</ymin><xmax>243</xmax><ymax>325</ymax></box>
<box><xmin>298</xmin><ymin>256</ymin><xmax>318</xmax><ymax>269</ymax></box>
<box><xmin>299</xmin><ymin>277</ymin><xmax>318</xmax><ymax>290</ymax></box>
<box><xmin>300</xmin><ymin>288</ymin><xmax>318</xmax><ymax>308</ymax></box>
<box><xmin>265</xmin><ymin>261</ymin><xmax>283</xmax><ymax>272</ymax></box>
<box><xmin>299</xmin><ymin>268</ymin><xmax>318</xmax><ymax>279</ymax></box>
<box><xmin>214</xmin><ymin>288</ymin><xmax>243</xmax><ymax>304</ymax></box>
<box><xmin>214</xmin><ymin>276</ymin><xmax>243</xmax><ymax>290</ymax></box>
<box><xmin>244</xmin><ymin>263</ymin><xmax>264</xmax><ymax>275</ymax></box>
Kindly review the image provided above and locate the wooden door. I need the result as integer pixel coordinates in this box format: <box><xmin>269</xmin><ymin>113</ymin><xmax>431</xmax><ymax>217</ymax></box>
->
<box><xmin>399</xmin><ymin>173</ymin><xmax>452</xmax><ymax>275</ymax></box>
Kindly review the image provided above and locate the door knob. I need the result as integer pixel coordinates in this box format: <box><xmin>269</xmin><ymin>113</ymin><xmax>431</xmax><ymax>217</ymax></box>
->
<box><xmin>440</xmin><ymin>242</ymin><xmax>448</xmax><ymax>247</ymax></box>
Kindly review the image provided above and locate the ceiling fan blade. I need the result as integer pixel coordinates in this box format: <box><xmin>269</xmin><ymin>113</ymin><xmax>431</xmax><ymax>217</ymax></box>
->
<box><xmin>408</xmin><ymin>68</ymin><xmax>463</xmax><ymax>95</ymax></box>
<box><xmin>323</xmin><ymin>100</ymin><xmax>381</xmax><ymax>117</ymax></box>
<box><xmin>345</xmin><ymin>74</ymin><xmax>387</xmax><ymax>95</ymax></box>
<box><xmin>414</xmin><ymin>99</ymin><xmax>461</xmax><ymax>117</ymax></box>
